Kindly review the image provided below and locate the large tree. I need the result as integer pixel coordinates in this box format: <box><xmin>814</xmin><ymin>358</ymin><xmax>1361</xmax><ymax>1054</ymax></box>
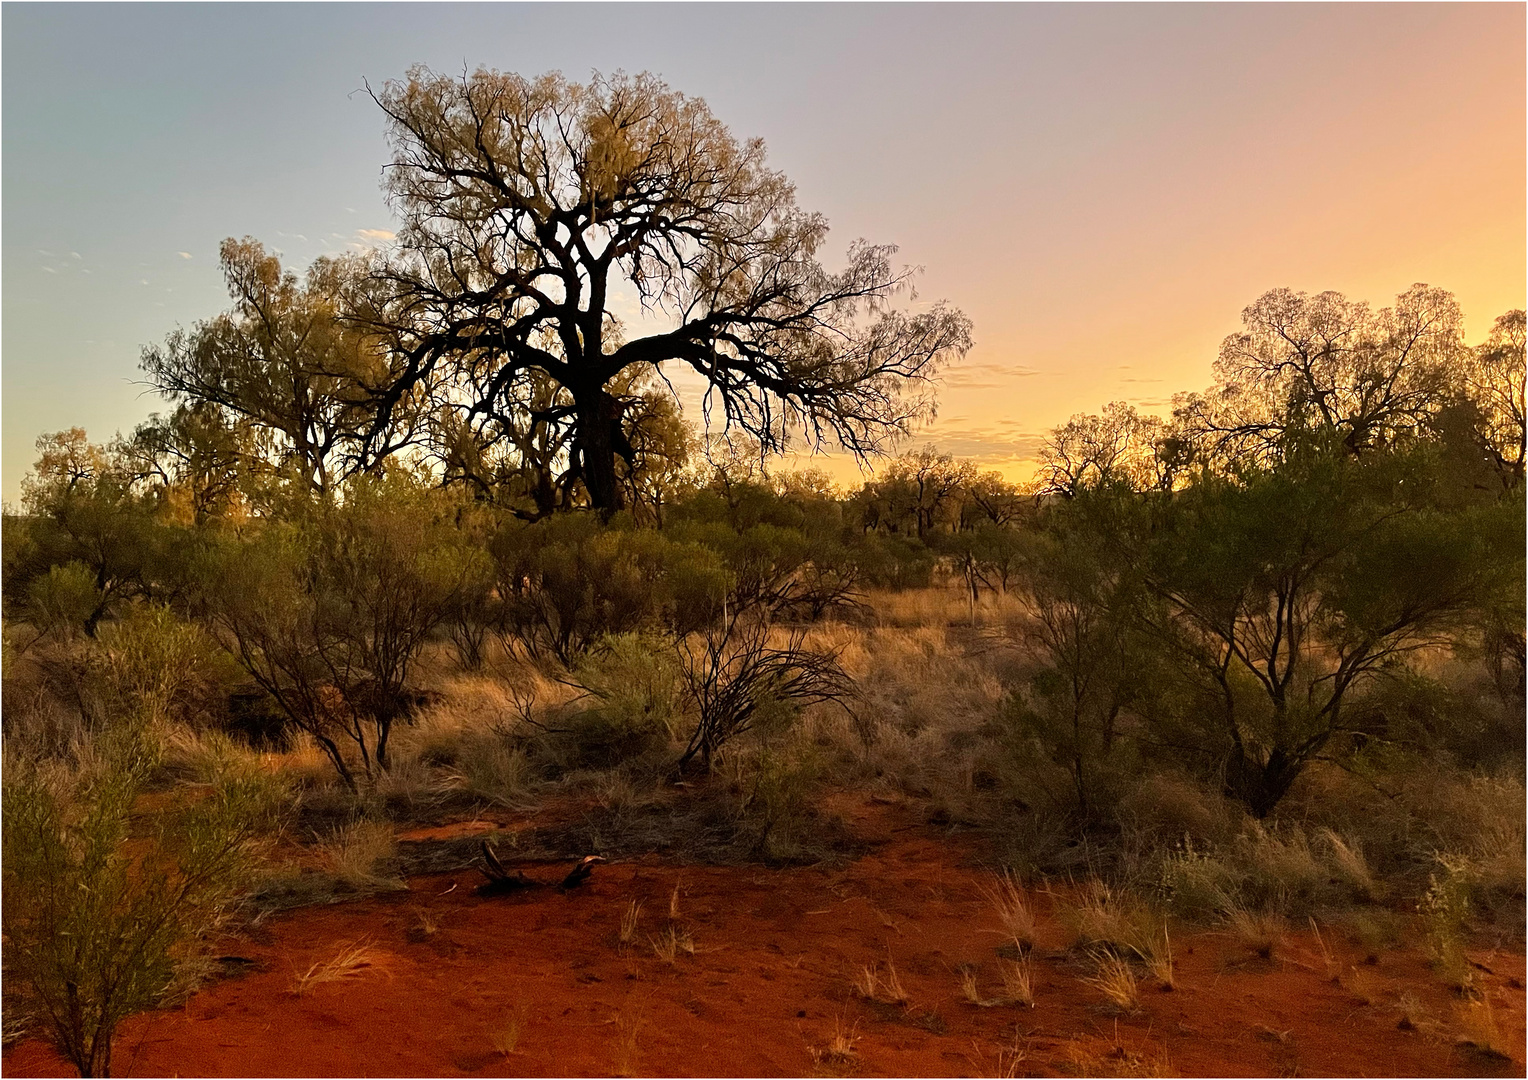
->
<box><xmin>355</xmin><ymin>67</ymin><xmax>972</xmax><ymax>515</ymax></box>
<box><xmin>1173</xmin><ymin>284</ymin><xmax>1463</xmax><ymax>469</ymax></box>
<box><xmin>142</xmin><ymin>239</ymin><xmax>414</xmax><ymax>500</ymax></box>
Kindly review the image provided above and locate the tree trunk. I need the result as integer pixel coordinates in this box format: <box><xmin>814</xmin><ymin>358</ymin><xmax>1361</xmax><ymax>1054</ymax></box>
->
<box><xmin>576</xmin><ymin>390</ymin><xmax>627</xmax><ymax>518</ymax></box>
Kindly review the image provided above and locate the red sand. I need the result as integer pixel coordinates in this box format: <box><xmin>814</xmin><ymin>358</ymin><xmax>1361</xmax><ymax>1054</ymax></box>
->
<box><xmin>6</xmin><ymin>802</ymin><xmax>1524</xmax><ymax>1078</ymax></box>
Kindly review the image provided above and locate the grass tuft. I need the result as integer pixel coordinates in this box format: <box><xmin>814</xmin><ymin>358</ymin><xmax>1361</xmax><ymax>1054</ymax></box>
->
<box><xmin>1081</xmin><ymin>952</ymin><xmax>1139</xmax><ymax>1013</ymax></box>
<box><xmin>292</xmin><ymin>940</ymin><xmax>384</xmax><ymax>996</ymax></box>
<box><xmin>981</xmin><ymin>871</ymin><xmax>1037</xmax><ymax>952</ymax></box>
<box><xmin>619</xmin><ymin>900</ymin><xmax>643</xmax><ymax>949</ymax></box>
<box><xmin>853</xmin><ymin>956</ymin><xmax>909</xmax><ymax>1005</ymax></box>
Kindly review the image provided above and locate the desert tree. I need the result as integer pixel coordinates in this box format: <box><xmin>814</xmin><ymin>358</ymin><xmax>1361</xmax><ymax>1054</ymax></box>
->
<box><xmin>1173</xmin><ymin>284</ymin><xmax>1462</xmax><ymax>469</ymax></box>
<box><xmin>142</xmin><ymin>238</ymin><xmax>422</xmax><ymax>500</ymax></box>
<box><xmin>353</xmin><ymin>67</ymin><xmax>972</xmax><ymax>516</ymax></box>
<box><xmin>113</xmin><ymin>403</ymin><xmax>264</xmax><ymax>525</ymax></box>
<box><xmin>1138</xmin><ymin>439</ymin><xmax>1516</xmax><ymax>817</ymax></box>
<box><xmin>854</xmin><ymin>446</ymin><xmax>974</xmax><ymax>538</ymax></box>
<box><xmin>1005</xmin><ymin>506</ymin><xmax>1142</xmax><ymax>818</ymax></box>
<box><xmin>1037</xmin><ymin>401</ymin><xmax>1168</xmax><ymax>497</ymax></box>
<box><xmin>17</xmin><ymin>430</ymin><xmax>177</xmax><ymax>636</ymax></box>
<box><xmin>197</xmin><ymin>475</ymin><xmax>487</xmax><ymax>786</ymax></box>
<box><xmin>1457</xmin><ymin>308</ymin><xmax>1526</xmax><ymax>491</ymax></box>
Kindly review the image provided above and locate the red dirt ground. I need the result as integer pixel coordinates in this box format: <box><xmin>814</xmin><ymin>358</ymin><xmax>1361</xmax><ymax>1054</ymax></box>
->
<box><xmin>6</xmin><ymin>800</ymin><xmax>1524</xmax><ymax>1078</ymax></box>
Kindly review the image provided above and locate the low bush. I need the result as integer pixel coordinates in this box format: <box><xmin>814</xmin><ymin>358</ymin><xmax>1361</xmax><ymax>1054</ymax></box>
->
<box><xmin>2</xmin><ymin>737</ymin><xmax>267</xmax><ymax>1077</ymax></box>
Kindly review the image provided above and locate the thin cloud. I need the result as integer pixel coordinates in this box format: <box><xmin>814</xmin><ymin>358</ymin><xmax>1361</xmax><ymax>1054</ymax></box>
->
<box><xmin>356</xmin><ymin>228</ymin><xmax>395</xmax><ymax>242</ymax></box>
<box><xmin>177</xmin><ymin>251</ymin><xmax>193</xmax><ymax>260</ymax></box>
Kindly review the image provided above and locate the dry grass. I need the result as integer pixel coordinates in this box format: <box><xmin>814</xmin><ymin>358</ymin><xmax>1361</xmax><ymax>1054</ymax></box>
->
<box><xmin>1318</xmin><ymin>828</ymin><xmax>1381</xmax><ymax>902</ymax></box>
<box><xmin>1395</xmin><ymin>991</ymin><xmax>1431</xmax><ymax>1033</ymax></box>
<box><xmin>961</xmin><ymin>958</ymin><xmax>1036</xmax><ymax>1009</ymax></box>
<box><xmin>612</xmin><ymin>1008</ymin><xmax>646</xmax><ymax>1077</ymax></box>
<box><xmin>1454</xmin><ymin>995</ymin><xmax>1513</xmax><ymax>1061</ymax></box>
<box><xmin>853</xmin><ymin>956</ymin><xmax>909</xmax><ymax>1006</ymax></box>
<box><xmin>1225</xmin><ymin>906</ymin><xmax>1286</xmax><ymax>961</ymax></box>
<box><xmin>1141</xmin><ymin>927</ymin><xmax>1174</xmax><ymax>990</ymax></box>
<box><xmin>981</xmin><ymin>871</ymin><xmax>1037</xmax><ymax>952</ymax></box>
<box><xmin>1063</xmin><ymin>1038</ymin><xmax>1173</xmax><ymax>1078</ymax></box>
<box><xmin>1341</xmin><ymin>965</ymin><xmax>1385</xmax><ymax>1007</ymax></box>
<box><xmin>965</xmin><ymin>1034</ymin><xmax>1029</xmax><ymax>1078</ymax></box>
<box><xmin>998</xmin><ymin>957</ymin><xmax>1035</xmax><ymax>1007</ymax></box>
<box><xmin>320</xmin><ymin>819</ymin><xmax>403</xmax><ymax>890</ymax></box>
<box><xmin>490</xmin><ymin>1004</ymin><xmax>530</xmax><ymax>1057</ymax></box>
<box><xmin>649</xmin><ymin>924</ymin><xmax>695</xmax><ymax>964</ymax></box>
<box><xmin>1308</xmin><ymin>918</ymin><xmax>1340</xmax><ymax>981</ymax></box>
<box><xmin>959</xmin><ymin>966</ymin><xmax>986</xmax><ymax>1006</ymax></box>
<box><xmin>809</xmin><ymin>1016</ymin><xmax>861</xmax><ymax>1073</ymax></box>
<box><xmin>1081</xmin><ymin>953</ymin><xmax>1140</xmax><ymax>1013</ymax></box>
<box><xmin>619</xmin><ymin>900</ymin><xmax>643</xmax><ymax>949</ymax></box>
<box><xmin>291</xmin><ymin>940</ymin><xmax>385</xmax><ymax>996</ymax></box>
<box><xmin>1054</xmin><ymin>881</ymin><xmax>1158</xmax><ymax>957</ymax></box>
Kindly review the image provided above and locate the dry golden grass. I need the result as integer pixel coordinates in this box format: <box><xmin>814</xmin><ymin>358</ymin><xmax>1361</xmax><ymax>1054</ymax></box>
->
<box><xmin>612</xmin><ymin>1008</ymin><xmax>646</xmax><ymax>1077</ymax></box>
<box><xmin>1341</xmin><ymin>965</ymin><xmax>1385</xmax><ymax>1007</ymax></box>
<box><xmin>853</xmin><ymin>956</ymin><xmax>909</xmax><ymax>1005</ymax></box>
<box><xmin>981</xmin><ymin>871</ymin><xmax>1037</xmax><ymax>952</ymax></box>
<box><xmin>320</xmin><ymin>819</ymin><xmax>403</xmax><ymax>890</ymax></box>
<box><xmin>964</xmin><ymin>1033</ymin><xmax>1029</xmax><ymax>1078</ymax></box>
<box><xmin>1141</xmin><ymin>927</ymin><xmax>1174</xmax><ymax>990</ymax></box>
<box><xmin>1454</xmin><ymin>995</ymin><xmax>1513</xmax><ymax>1061</ymax></box>
<box><xmin>997</xmin><ymin>957</ymin><xmax>1035</xmax><ymax>1007</ymax></box>
<box><xmin>1081</xmin><ymin>953</ymin><xmax>1140</xmax><ymax>1013</ymax></box>
<box><xmin>291</xmin><ymin>940</ymin><xmax>385</xmax><ymax>996</ymax></box>
<box><xmin>649</xmin><ymin>924</ymin><xmax>695</xmax><ymax>964</ymax></box>
<box><xmin>809</xmin><ymin>1016</ymin><xmax>861</xmax><ymax>1073</ymax></box>
<box><xmin>1308</xmin><ymin>918</ymin><xmax>1340</xmax><ymax>981</ymax></box>
<box><xmin>619</xmin><ymin>900</ymin><xmax>643</xmax><ymax>949</ymax></box>
<box><xmin>1224</xmin><ymin>906</ymin><xmax>1286</xmax><ymax>961</ymax></box>
<box><xmin>489</xmin><ymin>1005</ymin><xmax>530</xmax><ymax>1057</ymax></box>
<box><xmin>1063</xmin><ymin>1038</ymin><xmax>1173</xmax><ymax>1077</ymax></box>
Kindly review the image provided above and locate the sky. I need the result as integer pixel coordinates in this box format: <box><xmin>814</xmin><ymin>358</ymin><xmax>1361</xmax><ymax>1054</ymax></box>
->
<box><xmin>3</xmin><ymin>2</ymin><xmax>1524</xmax><ymax>500</ymax></box>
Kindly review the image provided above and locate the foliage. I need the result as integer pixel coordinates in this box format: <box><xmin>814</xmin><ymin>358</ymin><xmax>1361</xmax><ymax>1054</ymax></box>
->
<box><xmin>197</xmin><ymin>475</ymin><xmax>487</xmax><ymax>787</ymax></box>
<box><xmin>491</xmin><ymin>514</ymin><xmax>727</xmax><ymax>664</ymax></box>
<box><xmin>141</xmin><ymin>238</ymin><xmax>404</xmax><ymax>499</ymax></box>
<box><xmin>2</xmin><ymin>744</ymin><xmax>266</xmax><ymax>1077</ymax></box>
<box><xmin>674</xmin><ymin>614</ymin><xmax>855</xmax><ymax>772</ymax></box>
<box><xmin>1137</xmin><ymin>442</ymin><xmax>1518</xmax><ymax>815</ymax></box>
<box><xmin>354</xmin><ymin>67</ymin><xmax>972</xmax><ymax>514</ymax></box>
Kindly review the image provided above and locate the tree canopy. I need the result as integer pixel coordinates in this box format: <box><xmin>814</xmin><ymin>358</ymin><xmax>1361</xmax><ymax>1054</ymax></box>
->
<box><xmin>351</xmin><ymin>67</ymin><xmax>972</xmax><ymax>514</ymax></box>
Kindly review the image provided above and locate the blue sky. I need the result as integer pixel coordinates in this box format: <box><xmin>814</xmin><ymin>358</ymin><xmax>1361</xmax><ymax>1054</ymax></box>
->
<box><xmin>4</xmin><ymin>3</ymin><xmax>1523</xmax><ymax>499</ymax></box>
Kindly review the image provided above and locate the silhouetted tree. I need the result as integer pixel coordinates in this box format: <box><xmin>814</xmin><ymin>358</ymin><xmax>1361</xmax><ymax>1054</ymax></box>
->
<box><xmin>354</xmin><ymin>67</ymin><xmax>972</xmax><ymax>516</ymax></box>
<box><xmin>1173</xmin><ymin>284</ymin><xmax>1462</xmax><ymax>468</ymax></box>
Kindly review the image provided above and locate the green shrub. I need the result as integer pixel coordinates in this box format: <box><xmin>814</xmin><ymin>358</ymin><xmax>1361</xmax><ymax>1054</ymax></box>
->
<box><xmin>24</xmin><ymin>562</ymin><xmax>102</xmax><ymax>640</ymax></box>
<box><xmin>559</xmin><ymin>634</ymin><xmax>686</xmax><ymax>768</ymax></box>
<box><xmin>2</xmin><ymin>742</ymin><xmax>265</xmax><ymax>1077</ymax></box>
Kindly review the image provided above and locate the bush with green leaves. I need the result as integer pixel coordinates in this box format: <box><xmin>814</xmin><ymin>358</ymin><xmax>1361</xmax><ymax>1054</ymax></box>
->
<box><xmin>491</xmin><ymin>514</ymin><xmax>726</xmax><ymax>664</ymax></box>
<box><xmin>198</xmin><ymin>474</ymin><xmax>489</xmax><ymax>787</ymax></box>
<box><xmin>557</xmin><ymin>634</ymin><xmax>688</xmax><ymax>769</ymax></box>
<box><xmin>2</xmin><ymin>740</ymin><xmax>268</xmax><ymax>1077</ymax></box>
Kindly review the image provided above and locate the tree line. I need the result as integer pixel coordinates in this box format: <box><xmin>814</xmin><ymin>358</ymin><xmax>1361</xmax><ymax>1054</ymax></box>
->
<box><xmin>4</xmin><ymin>64</ymin><xmax>1523</xmax><ymax>824</ymax></box>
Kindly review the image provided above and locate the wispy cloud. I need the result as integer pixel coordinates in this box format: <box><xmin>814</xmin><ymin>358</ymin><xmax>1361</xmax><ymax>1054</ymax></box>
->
<box><xmin>177</xmin><ymin>251</ymin><xmax>193</xmax><ymax>260</ymax></box>
<box><xmin>941</xmin><ymin>361</ymin><xmax>1040</xmax><ymax>390</ymax></box>
<box><xmin>356</xmin><ymin>228</ymin><xmax>395</xmax><ymax>242</ymax></box>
